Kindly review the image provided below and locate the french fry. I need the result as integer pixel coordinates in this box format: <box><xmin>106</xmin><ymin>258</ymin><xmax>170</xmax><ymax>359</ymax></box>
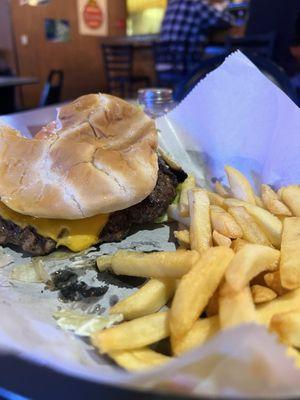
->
<box><xmin>170</xmin><ymin>247</ymin><xmax>234</xmax><ymax>342</ymax></box>
<box><xmin>225</xmin><ymin>165</ymin><xmax>256</xmax><ymax>204</ymax></box>
<box><xmin>174</xmin><ymin>230</ymin><xmax>190</xmax><ymax>248</ymax></box>
<box><xmin>206</xmin><ymin>191</ymin><xmax>225</xmax><ymax>207</ymax></box>
<box><xmin>174</xmin><ymin>289</ymin><xmax>300</xmax><ymax>354</ymax></box>
<box><xmin>205</xmin><ymin>289</ymin><xmax>219</xmax><ymax>316</ymax></box>
<box><xmin>231</xmin><ymin>238</ymin><xmax>249</xmax><ymax>252</ymax></box>
<box><xmin>261</xmin><ymin>184</ymin><xmax>292</xmax><ymax>216</ymax></box>
<box><xmin>225</xmin><ymin>198</ymin><xmax>282</xmax><ymax>248</ymax></box>
<box><xmin>251</xmin><ymin>285</ymin><xmax>277</xmax><ymax>304</ymax></box>
<box><xmin>188</xmin><ymin>189</ymin><xmax>212</xmax><ymax>254</ymax></box>
<box><xmin>280</xmin><ymin>217</ymin><xmax>300</xmax><ymax>290</ymax></box>
<box><xmin>92</xmin><ymin>311</ymin><xmax>169</xmax><ymax>353</ymax></box>
<box><xmin>210</xmin><ymin>205</ymin><xmax>243</xmax><ymax>239</ymax></box>
<box><xmin>286</xmin><ymin>347</ymin><xmax>300</xmax><ymax>369</ymax></box>
<box><xmin>109</xmin><ymin>279</ymin><xmax>176</xmax><ymax>320</ymax></box>
<box><xmin>108</xmin><ymin>348</ymin><xmax>171</xmax><ymax>371</ymax></box>
<box><xmin>168</xmin><ymin>204</ymin><xmax>190</xmax><ymax>227</ymax></box>
<box><xmin>219</xmin><ymin>283</ymin><xmax>257</xmax><ymax>329</ymax></box>
<box><xmin>97</xmin><ymin>249</ymin><xmax>199</xmax><ymax>279</ymax></box>
<box><xmin>214</xmin><ymin>181</ymin><xmax>230</xmax><ymax>197</ymax></box>
<box><xmin>228</xmin><ymin>206</ymin><xmax>271</xmax><ymax>246</ymax></box>
<box><xmin>264</xmin><ymin>271</ymin><xmax>288</xmax><ymax>296</ymax></box>
<box><xmin>173</xmin><ymin>316</ymin><xmax>219</xmax><ymax>356</ymax></box>
<box><xmin>225</xmin><ymin>244</ymin><xmax>280</xmax><ymax>292</ymax></box>
<box><xmin>179</xmin><ymin>175</ymin><xmax>196</xmax><ymax>217</ymax></box>
<box><xmin>255</xmin><ymin>195</ymin><xmax>264</xmax><ymax>208</ymax></box>
<box><xmin>257</xmin><ymin>288</ymin><xmax>300</xmax><ymax>325</ymax></box>
<box><xmin>280</xmin><ymin>186</ymin><xmax>300</xmax><ymax>216</ymax></box>
<box><xmin>270</xmin><ymin>309</ymin><xmax>300</xmax><ymax>347</ymax></box>
<box><xmin>212</xmin><ymin>230</ymin><xmax>231</xmax><ymax>247</ymax></box>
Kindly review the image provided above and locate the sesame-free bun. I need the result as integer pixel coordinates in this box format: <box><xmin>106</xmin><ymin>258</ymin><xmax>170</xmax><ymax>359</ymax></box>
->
<box><xmin>0</xmin><ymin>94</ymin><xmax>158</xmax><ymax>219</ymax></box>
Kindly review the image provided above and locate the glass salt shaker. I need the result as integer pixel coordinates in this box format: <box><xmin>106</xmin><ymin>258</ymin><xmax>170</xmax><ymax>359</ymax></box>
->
<box><xmin>137</xmin><ymin>88</ymin><xmax>177</xmax><ymax>118</ymax></box>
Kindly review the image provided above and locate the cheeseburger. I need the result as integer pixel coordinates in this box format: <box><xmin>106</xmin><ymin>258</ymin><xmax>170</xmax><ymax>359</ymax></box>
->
<box><xmin>0</xmin><ymin>94</ymin><xmax>183</xmax><ymax>255</ymax></box>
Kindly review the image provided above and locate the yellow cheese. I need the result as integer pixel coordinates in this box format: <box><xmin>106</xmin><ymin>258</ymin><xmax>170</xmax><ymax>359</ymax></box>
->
<box><xmin>0</xmin><ymin>202</ymin><xmax>109</xmax><ymax>252</ymax></box>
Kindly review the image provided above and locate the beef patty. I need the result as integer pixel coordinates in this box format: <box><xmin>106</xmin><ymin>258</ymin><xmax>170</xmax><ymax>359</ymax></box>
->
<box><xmin>0</xmin><ymin>159</ymin><xmax>182</xmax><ymax>255</ymax></box>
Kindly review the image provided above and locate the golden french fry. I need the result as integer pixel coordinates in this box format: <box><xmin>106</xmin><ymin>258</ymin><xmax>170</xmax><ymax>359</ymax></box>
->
<box><xmin>280</xmin><ymin>186</ymin><xmax>300</xmax><ymax>216</ymax></box>
<box><xmin>257</xmin><ymin>288</ymin><xmax>300</xmax><ymax>325</ymax></box>
<box><xmin>280</xmin><ymin>217</ymin><xmax>300</xmax><ymax>290</ymax></box>
<box><xmin>264</xmin><ymin>271</ymin><xmax>288</xmax><ymax>296</ymax></box>
<box><xmin>173</xmin><ymin>316</ymin><xmax>219</xmax><ymax>356</ymax></box>
<box><xmin>214</xmin><ymin>181</ymin><xmax>230</xmax><ymax>197</ymax></box>
<box><xmin>167</xmin><ymin>204</ymin><xmax>190</xmax><ymax>227</ymax></box>
<box><xmin>109</xmin><ymin>279</ymin><xmax>175</xmax><ymax>320</ymax></box>
<box><xmin>270</xmin><ymin>309</ymin><xmax>300</xmax><ymax>347</ymax></box>
<box><xmin>205</xmin><ymin>289</ymin><xmax>219</xmax><ymax>316</ymax></box>
<box><xmin>231</xmin><ymin>238</ymin><xmax>250</xmax><ymax>252</ymax></box>
<box><xmin>188</xmin><ymin>189</ymin><xmax>212</xmax><ymax>254</ymax></box>
<box><xmin>170</xmin><ymin>247</ymin><xmax>234</xmax><ymax>342</ymax></box>
<box><xmin>225</xmin><ymin>165</ymin><xmax>256</xmax><ymax>204</ymax></box>
<box><xmin>96</xmin><ymin>255</ymin><xmax>113</xmax><ymax>271</ymax></box>
<box><xmin>225</xmin><ymin>244</ymin><xmax>280</xmax><ymax>292</ymax></box>
<box><xmin>251</xmin><ymin>284</ymin><xmax>277</xmax><ymax>304</ymax></box>
<box><xmin>97</xmin><ymin>249</ymin><xmax>199</xmax><ymax>279</ymax></box>
<box><xmin>286</xmin><ymin>347</ymin><xmax>300</xmax><ymax>369</ymax></box>
<box><xmin>228</xmin><ymin>206</ymin><xmax>271</xmax><ymax>246</ymax></box>
<box><xmin>210</xmin><ymin>205</ymin><xmax>243</xmax><ymax>239</ymax></box>
<box><xmin>108</xmin><ymin>347</ymin><xmax>171</xmax><ymax>371</ymax></box>
<box><xmin>179</xmin><ymin>175</ymin><xmax>196</xmax><ymax>217</ymax></box>
<box><xmin>174</xmin><ymin>289</ymin><xmax>300</xmax><ymax>354</ymax></box>
<box><xmin>92</xmin><ymin>311</ymin><xmax>169</xmax><ymax>353</ymax></box>
<box><xmin>174</xmin><ymin>230</ymin><xmax>190</xmax><ymax>248</ymax></box>
<box><xmin>225</xmin><ymin>198</ymin><xmax>282</xmax><ymax>248</ymax></box>
<box><xmin>255</xmin><ymin>195</ymin><xmax>264</xmax><ymax>208</ymax></box>
<box><xmin>206</xmin><ymin>191</ymin><xmax>225</xmax><ymax>207</ymax></box>
<box><xmin>219</xmin><ymin>284</ymin><xmax>257</xmax><ymax>329</ymax></box>
<box><xmin>212</xmin><ymin>230</ymin><xmax>231</xmax><ymax>247</ymax></box>
<box><xmin>261</xmin><ymin>184</ymin><xmax>292</xmax><ymax>216</ymax></box>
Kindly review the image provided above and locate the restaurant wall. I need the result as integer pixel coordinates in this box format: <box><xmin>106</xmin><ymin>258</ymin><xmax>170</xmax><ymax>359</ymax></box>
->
<box><xmin>0</xmin><ymin>0</ymin><xmax>16</xmax><ymax>71</ymax></box>
<box><xmin>10</xmin><ymin>0</ymin><xmax>126</xmax><ymax>108</ymax></box>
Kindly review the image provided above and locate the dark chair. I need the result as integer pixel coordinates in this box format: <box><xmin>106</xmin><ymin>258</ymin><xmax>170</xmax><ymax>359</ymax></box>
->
<box><xmin>225</xmin><ymin>32</ymin><xmax>276</xmax><ymax>59</ymax></box>
<box><xmin>0</xmin><ymin>67</ymin><xmax>16</xmax><ymax>115</ymax></box>
<box><xmin>173</xmin><ymin>52</ymin><xmax>298</xmax><ymax>104</ymax></box>
<box><xmin>39</xmin><ymin>70</ymin><xmax>64</xmax><ymax>107</ymax></box>
<box><xmin>153</xmin><ymin>40</ymin><xmax>203</xmax><ymax>88</ymax></box>
<box><xmin>102</xmin><ymin>44</ymin><xmax>150</xmax><ymax>98</ymax></box>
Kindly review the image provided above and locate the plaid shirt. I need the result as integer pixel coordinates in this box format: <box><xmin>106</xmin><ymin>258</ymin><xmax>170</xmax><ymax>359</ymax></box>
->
<box><xmin>160</xmin><ymin>0</ymin><xmax>234</xmax><ymax>44</ymax></box>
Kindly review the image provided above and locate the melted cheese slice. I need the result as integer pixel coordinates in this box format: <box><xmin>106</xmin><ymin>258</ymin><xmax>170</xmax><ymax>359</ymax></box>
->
<box><xmin>0</xmin><ymin>202</ymin><xmax>109</xmax><ymax>252</ymax></box>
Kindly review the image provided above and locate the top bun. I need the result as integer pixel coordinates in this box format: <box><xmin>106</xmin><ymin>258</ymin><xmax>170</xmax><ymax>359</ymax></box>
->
<box><xmin>0</xmin><ymin>94</ymin><xmax>158</xmax><ymax>219</ymax></box>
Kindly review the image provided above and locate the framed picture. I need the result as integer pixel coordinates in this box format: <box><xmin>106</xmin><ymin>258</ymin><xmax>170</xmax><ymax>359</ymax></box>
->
<box><xmin>77</xmin><ymin>0</ymin><xmax>108</xmax><ymax>36</ymax></box>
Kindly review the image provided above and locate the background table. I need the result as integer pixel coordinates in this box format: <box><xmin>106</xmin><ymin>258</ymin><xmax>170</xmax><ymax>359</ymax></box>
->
<box><xmin>0</xmin><ymin>76</ymin><xmax>38</xmax><ymax>88</ymax></box>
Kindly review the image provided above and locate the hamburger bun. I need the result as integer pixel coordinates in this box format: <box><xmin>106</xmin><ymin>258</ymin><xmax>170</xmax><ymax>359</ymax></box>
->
<box><xmin>0</xmin><ymin>94</ymin><xmax>158</xmax><ymax>219</ymax></box>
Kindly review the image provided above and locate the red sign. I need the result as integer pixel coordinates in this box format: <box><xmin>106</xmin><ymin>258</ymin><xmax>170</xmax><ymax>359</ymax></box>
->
<box><xmin>83</xmin><ymin>0</ymin><xmax>103</xmax><ymax>29</ymax></box>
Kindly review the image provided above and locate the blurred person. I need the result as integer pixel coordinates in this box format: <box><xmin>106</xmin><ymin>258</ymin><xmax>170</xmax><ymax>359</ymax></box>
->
<box><xmin>246</xmin><ymin>0</ymin><xmax>300</xmax><ymax>75</ymax></box>
<box><xmin>160</xmin><ymin>0</ymin><xmax>235</xmax><ymax>45</ymax></box>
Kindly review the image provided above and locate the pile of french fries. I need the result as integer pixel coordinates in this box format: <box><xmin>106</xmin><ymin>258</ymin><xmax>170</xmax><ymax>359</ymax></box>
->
<box><xmin>92</xmin><ymin>166</ymin><xmax>300</xmax><ymax>372</ymax></box>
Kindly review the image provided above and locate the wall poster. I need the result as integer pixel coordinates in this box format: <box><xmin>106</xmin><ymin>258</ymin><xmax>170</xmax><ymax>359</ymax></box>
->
<box><xmin>77</xmin><ymin>0</ymin><xmax>108</xmax><ymax>36</ymax></box>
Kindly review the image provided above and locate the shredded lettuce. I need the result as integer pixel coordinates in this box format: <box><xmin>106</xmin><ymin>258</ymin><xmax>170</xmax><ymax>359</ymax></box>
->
<box><xmin>154</xmin><ymin>182</ymin><xmax>182</xmax><ymax>223</ymax></box>
<box><xmin>53</xmin><ymin>310</ymin><xmax>123</xmax><ymax>337</ymax></box>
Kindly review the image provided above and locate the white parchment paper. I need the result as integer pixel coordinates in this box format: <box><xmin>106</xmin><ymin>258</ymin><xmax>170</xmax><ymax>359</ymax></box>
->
<box><xmin>1</xmin><ymin>51</ymin><xmax>300</xmax><ymax>398</ymax></box>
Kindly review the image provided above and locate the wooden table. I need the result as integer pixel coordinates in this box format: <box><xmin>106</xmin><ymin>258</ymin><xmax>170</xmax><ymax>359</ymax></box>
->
<box><xmin>0</xmin><ymin>76</ymin><xmax>38</xmax><ymax>88</ymax></box>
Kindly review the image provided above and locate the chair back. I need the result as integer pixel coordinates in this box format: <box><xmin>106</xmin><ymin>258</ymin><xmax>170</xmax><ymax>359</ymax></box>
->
<box><xmin>0</xmin><ymin>67</ymin><xmax>15</xmax><ymax>115</ymax></box>
<box><xmin>39</xmin><ymin>70</ymin><xmax>64</xmax><ymax>107</ymax></box>
<box><xmin>226</xmin><ymin>32</ymin><xmax>276</xmax><ymax>58</ymax></box>
<box><xmin>173</xmin><ymin>52</ymin><xmax>298</xmax><ymax>104</ymax></box>
<box><xmin>153</xmin><ymin>40</ymin><xmax>205</xmax><ymax>88</ymax></box>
